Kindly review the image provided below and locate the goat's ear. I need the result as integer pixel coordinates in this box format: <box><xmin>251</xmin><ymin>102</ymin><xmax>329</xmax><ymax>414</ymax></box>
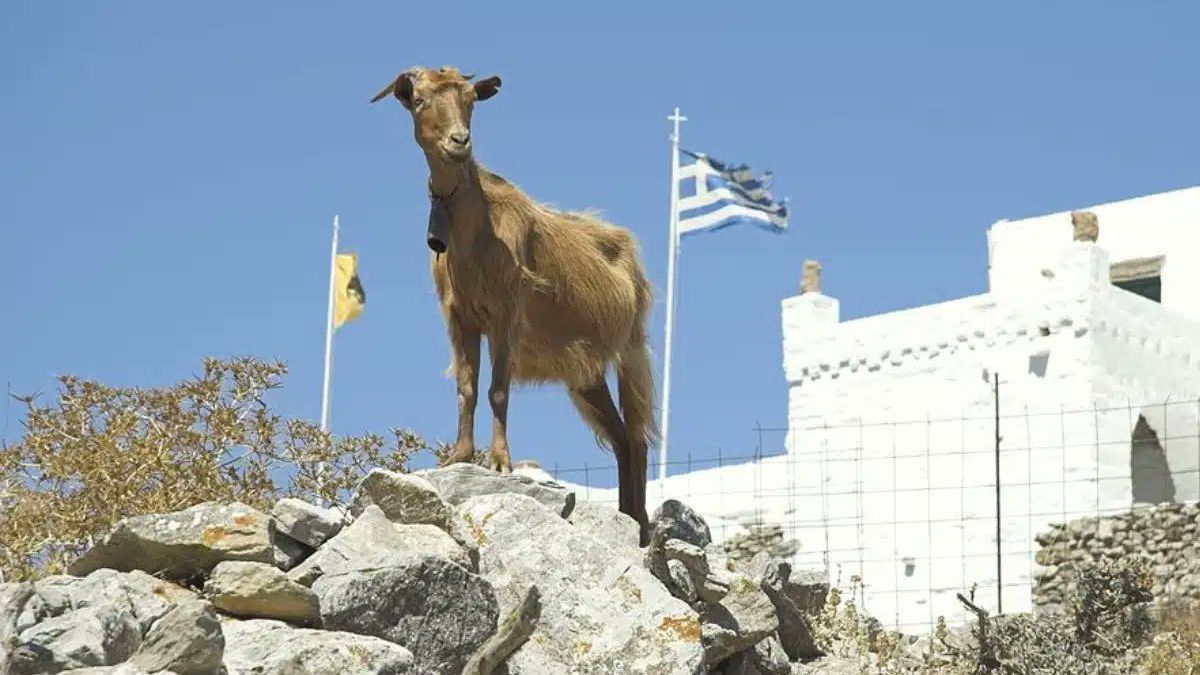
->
<box><xmin>474</xmin><ymin>75</ymin><xmax>502</xmax><ymax>101</ymax></box>
<box><xmin>370</xmin><ymin>73</ymin><xmax>415</xmax><ymax>109</ymax></box>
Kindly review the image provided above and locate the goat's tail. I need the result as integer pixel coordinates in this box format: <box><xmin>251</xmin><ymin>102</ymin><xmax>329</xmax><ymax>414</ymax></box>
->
<box><xmin>617</xmin><ymin>315</ymin><xmax>659</xmax><ymax>487</ymax></box>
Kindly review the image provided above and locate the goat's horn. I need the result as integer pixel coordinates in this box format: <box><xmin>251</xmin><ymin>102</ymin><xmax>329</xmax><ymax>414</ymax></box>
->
<box><xmin>370</xmin><ymin>70</ymin><xmax>414</xmax><ymax>103</ymax></box>
<box><xmin>369</xmin><ymin>81</ymin><xmax>395</xmax><ymax>103</ymax></box>
<box><xmin>463</xmin><ymin>73</ymin><xmax>475</xmax><ymax>80</ymax></box>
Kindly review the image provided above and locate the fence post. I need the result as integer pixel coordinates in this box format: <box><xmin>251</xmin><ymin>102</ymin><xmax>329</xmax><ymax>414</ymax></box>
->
<box><xmin>994</xmin><ymin>372</ymin><xmax>1003</xmax><ymax>615</ymax></box>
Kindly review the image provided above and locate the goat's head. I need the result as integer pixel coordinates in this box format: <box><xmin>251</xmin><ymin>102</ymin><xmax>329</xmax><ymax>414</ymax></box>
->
<box><xmin>371</xmin><ymin>66</ymin><xmax>502</xmax><ymax>165</ymax></box>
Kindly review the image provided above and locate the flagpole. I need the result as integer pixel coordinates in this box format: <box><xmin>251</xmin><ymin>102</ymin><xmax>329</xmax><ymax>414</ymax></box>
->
<box><xmin>320</xmin><ymin>215</ymin><xmax>339</xmax><ymax>434</ymax></box>
<box><xmin>659</xmin><ymin>107</ymin><xmax>686</xmax><ymax>483</ymax></box>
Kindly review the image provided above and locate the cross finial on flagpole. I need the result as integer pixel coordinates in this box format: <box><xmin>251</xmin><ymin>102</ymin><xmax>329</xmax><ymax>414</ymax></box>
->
<box><xmin>668</xmin><ymin>107</ymin><xmax>687</xmax><ymax>143</ymax></box>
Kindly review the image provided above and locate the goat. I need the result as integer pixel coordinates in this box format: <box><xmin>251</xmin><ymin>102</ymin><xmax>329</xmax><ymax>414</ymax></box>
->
<box><xmin>371</xmin><ymin>66</ymin><xmax>658</xmax><ymax>543</ymax></box>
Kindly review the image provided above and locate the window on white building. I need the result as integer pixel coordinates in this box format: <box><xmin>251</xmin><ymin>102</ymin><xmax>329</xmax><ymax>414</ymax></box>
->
<box><xmin>1110</xmin><ymin>256</ymin><xmax>1164</xmax><ymax>304</ymax></box>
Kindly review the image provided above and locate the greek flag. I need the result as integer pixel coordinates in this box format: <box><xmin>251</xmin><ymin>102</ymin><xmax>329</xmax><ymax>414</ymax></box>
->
<box><xmin>676</xmin><ymin>149</ymin><xmax>788</xmax><ymax>238</ymax></box>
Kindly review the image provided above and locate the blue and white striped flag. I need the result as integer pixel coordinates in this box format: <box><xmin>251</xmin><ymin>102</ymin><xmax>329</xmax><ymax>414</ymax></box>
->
<box><xmin>676</xmin><ymin>149</ymin><xmax>788</xmax><ymax>238</ymax></box>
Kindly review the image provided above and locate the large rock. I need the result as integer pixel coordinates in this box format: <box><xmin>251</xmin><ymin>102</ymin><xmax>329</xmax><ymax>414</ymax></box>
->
<box><xmin>221</xmin><ymin>618</ymin><xmax>414</xmax><ymax>674</ymax></box>
<box><xmin>269</xmin><ymin>525</ymin><xmax>314</xmax><ymax>572</ymax></box>
<box><xmin>288</xmin><ymin>506</ymin><xmax>470</xmax><ymax>586</ymax></box>
<box><xmin>647</xmin><ymin>537</ymin><xmax>730</xmax><ymax>605</ymax></box>
<box><xmin>568</xmin><ymin>500</ymin><xmax>640</xmax><ymax>554</ymax></box>
<box><xmin>128</xmin><ymin>600</ymin><xmax>223</xmax><ymax>675</ymax></box>
<box><xmin>651</xmin><ymin>500</ymin><xmax>713</xmax><ymax>548</ymax></box>
<box><xmin>350</xmin><ymin>469</ymin><xmax>453</xmax><ymax>530</ymax></box>
<box><xmin>272</xmin><ymin>497</ymin><xmax>345</xmax><ymax>548</ymax></box>
<box><xmin>701</xmin><ymin>574</ymin><xmax>779</xmax><ymax>665</ymax></box>
<box><xmin>460</xmin><ymin>493</ymin><xmax>704</xmax><ymax>674</ymax></box>
<box><xmin>419</xmin><ymin>463</ymin><xmax>575</xmax><ymax>518</ymax></box>
<box><xmin>740</xmin><ymin>555</ymin><xmax>825</xmax><ymax>661</ymax></box>
<box><xmin>68</xmin><ymin>502</ymin><xmax>274</xmax><ymax>581</ymax></box>
<box><xmin>721</xmin><ymin>634</ymin><xmax>790</xmax><ymax>675</ymax></box>
<box><xmin>4</xmin><ymin>569</ymin><xmax>203</xmax><ymax>673</ymax></box>
<box><xmin>204</xmin><ymin>561</ymin><xmax>319</xmax><ymax>624</ymax></box>
<box><xmin>10</xmin><ymin>601</ymin><xmax>142</xmax><ymax>673</ymax></box>
<box><xmin>15</xmin><ymin>570</ymin><xmax>196</xmax><ymax>638</ymax></box>
<box><xmin>313</xmin><ymin>555</ymin><xmax>497</xmax><ymax>675</ymax></box>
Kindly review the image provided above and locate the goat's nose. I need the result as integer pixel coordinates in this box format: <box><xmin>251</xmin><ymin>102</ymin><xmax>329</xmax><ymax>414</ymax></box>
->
<box><xmin>449</xmin><ymin>130</ymin><xmax>470</xmax><ymax>146</ymax></box>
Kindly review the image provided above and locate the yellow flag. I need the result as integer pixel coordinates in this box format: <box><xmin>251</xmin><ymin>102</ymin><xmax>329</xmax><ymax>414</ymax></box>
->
<box><xmin>333</xmin><ymin>252</ymin><xmax>365</xmax><ymax>328</ymax></box>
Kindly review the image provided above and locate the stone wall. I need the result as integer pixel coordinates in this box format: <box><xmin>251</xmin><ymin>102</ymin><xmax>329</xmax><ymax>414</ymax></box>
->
<box><xmin>1033</xmin><ymin>501</ymin><xmax>1200</xmax><ymax>607</ymax></box>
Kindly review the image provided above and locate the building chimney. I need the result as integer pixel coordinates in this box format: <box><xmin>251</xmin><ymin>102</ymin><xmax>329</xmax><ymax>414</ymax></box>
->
<box><xmin>1071</xmin><ymin>210</ymin><xmax>1099</xmax><ymax>242</ymax></box>
<box><xmin>800</xmin><ymin>259</ymin><xmax>822</xmax><ymax>294</ymax></box>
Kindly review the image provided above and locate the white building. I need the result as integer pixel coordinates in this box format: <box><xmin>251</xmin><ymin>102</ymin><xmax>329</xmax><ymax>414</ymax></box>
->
<box><xmin>543</xmin><ymin>185</ymin><xmax>1200</xmax><ymax>634</ymax></box>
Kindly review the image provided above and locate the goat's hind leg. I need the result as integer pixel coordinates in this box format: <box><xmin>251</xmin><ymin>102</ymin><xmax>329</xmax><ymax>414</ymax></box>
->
<box><xmin>568</xmin><ymin>380</ymin><xmax>638</xmax><ymax>523</ymax></box>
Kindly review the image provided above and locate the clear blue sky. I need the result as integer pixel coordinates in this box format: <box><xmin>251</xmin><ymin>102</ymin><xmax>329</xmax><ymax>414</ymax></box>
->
<box><xmin>3</xmin><ymin>3</ymin><xmax>1198</xmax><ymax>483</ymax></box>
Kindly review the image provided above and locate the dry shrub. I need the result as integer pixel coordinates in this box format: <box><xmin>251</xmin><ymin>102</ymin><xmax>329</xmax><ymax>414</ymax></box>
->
<box><xmin>0</xmin><ymin>357</ymin><xmax>429</xmax><ymax>581</ymax></box>
<box><xmin>1140</xmin><ymin>601</ymin><xmax>1200</xmax><ymax>675</ymax></box>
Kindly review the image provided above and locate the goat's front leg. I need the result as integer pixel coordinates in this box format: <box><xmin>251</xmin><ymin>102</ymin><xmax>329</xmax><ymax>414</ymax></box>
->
<box><xmin>487</xmin><ymin>333</ymin><xmax>513</xmax><ymax>473</ymax></box>
<box><xmin>441</xmin><ymin>317</ymin><xmax>481</xmax><ymax>466</ymax></box>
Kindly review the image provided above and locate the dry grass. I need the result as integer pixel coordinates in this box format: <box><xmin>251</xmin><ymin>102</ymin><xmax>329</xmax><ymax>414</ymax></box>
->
<box><xmin>1140</xmin><ymin>601</ymin><xmax>1200</xmax><ymax>675</ymax></box>
<box><xmin>0</xmin><ymin>357</ymin><xmax>430</xmax><ymax>581</ymax></box>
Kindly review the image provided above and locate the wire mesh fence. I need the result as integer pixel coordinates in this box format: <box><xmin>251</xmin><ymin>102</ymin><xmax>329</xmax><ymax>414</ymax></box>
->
<box><xmin>543</xmin><ymin>396</ymin><xmax>1200</xmax><ymax>634</ymax></box>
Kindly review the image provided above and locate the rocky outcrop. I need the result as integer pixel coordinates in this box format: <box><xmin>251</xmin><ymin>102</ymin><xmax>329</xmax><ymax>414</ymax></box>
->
<box><xmin>460</xmin><ymin>492</ymin><xmax>705</xmax><ymax>674</ymax></box>
<box><xmin>287</xmin><ymin>505</ymin><xmax>471</xmax><ymax>585</ymax></box>
<box><xmin>67</xmin><ymin>502</ymin><xmax>276</xmax><ymax>581</ymax></box>
<box><xmin>221</xmin><ymin>618</ymin><xmax>414</xmax><ymax>674</ymax></box>
<box><xmin>1034</xmin><ymin>502</ymin><xmax>1200</xmax><ymax>606</ymax></box>
<box><xmin>3</xmin><ymin>462</ymin><xmax>833</xmax><ymax>675</ymax></box>
<box><xmin>418</xmin><ymin>463</ymin><xmax>575</xmax><ymax>517</ymax></box>
<box><xmin>350</xmin><ymin>470</ymin><xmax>454</xmax><ymax>531</ymax></box>
<box><xmin>314</xmin><ymin>555</ymin><xmax>498</xmax><ymax>675</ymax></box>
<box><xmin>126</xmin><ymin>600</ymin><xmax>223</xmax><ymax>675</ymax></box>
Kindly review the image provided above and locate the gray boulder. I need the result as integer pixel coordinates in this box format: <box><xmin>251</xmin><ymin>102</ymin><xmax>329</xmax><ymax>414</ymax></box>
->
<box><xmin>460</xmin><ymin>492</ymin><xmax>704</xmax><ymax>674</ymax></box>
<box><xmin>349</xmin><ymin>469</ymin><xmax>453</xmax><ymax>531</ymax></box>
<box><xmin>272</xmin><ymin>498</ymin><xmax>345</xmax><ymax>548</ymax></box>
<box><xmin>721</xmin><ymin>634</ymin><xmax>790</xmax><ymax>675</ymax></box>
<box><xmin>4</xmin><ymin>568</ymin><xmax>208</xmax><ymax>673</ymax></box>
<box><xmin>269</xmin><ymin>524</ymin><xmax>314</xmax><ymax>572</ymax></box>
<box><xmin>204</xmin><ymin>561</ymin><xmax>319</xmax><ymax>624</ymax></box>
<box><xmin>68</xmin><ymin>502</ymin><xmax>275</xmax><ymax>581</ymax></box>
<box><xmin>127</xmin><ymin>600</ymin><xmax>223</xmax><ymax>675</ymax></box>
<box><xmin>313</xmin><ymin>555</ymin><xmax>497</xmax><ymax>675</ymax></box>
<box><xmin>753</xmin><ymin>558</ymin><xmax>825</xmax><ymax>661</ymax></box>
<box><xmin>11</xmin><ymin>601</ymin><xmax>141</xmax><ymax>673</ymax></box>
<box><xmin>25</xmin><ymin>570</ymin><xmax>198</xmax><ymax>637</ymax></box>
<box><xmin>221</xmin><ymin>618</ymin><xmax>414</xmax><ymax>674</ymax></box>
<box><xmin>649</xmin><ymin>538</ymin><xmax>731</xmax><ymax>605</ymax></box>
<box><xmin>419</xmin><ymin>464</ymin><xmax>575</xmax><ymax>518</ymax></box>
<box><xmin>701</xmin><ymin>574</ymin><xmax>779</xmax><ymax>665</ymax></box>
<box><xmin>567</xmin><ymin>500</ymin><xmax>640</xmax><ymax>554</ymax></box>
<box><xmin>288</xmin><ymin>506</ymin><xmax>470</xmax><ymax>586</ymax></box>
<box><xmin>651</xmin><ymin>500</ymin><xmax>712</xmax><ymax>548</ymax></box>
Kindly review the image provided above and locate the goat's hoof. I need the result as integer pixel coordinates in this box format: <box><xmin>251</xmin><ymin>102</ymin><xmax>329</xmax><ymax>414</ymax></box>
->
<box><xmin>440</xmin><ymin>445</ymin><xmax>476</xmax><ymax>467</ymax></box>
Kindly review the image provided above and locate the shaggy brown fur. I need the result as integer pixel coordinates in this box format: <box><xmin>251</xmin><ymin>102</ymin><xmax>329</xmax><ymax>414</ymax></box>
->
<box><xmin>371</xmin><ymin>66</ymin><xmax>658</xmax><ymax>540</ymax></box>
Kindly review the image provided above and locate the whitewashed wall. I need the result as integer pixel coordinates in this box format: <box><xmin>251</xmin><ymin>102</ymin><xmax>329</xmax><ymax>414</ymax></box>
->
<box><xmin>547</xmin><ymin>188</ymin><xmax>1200</xmax><ymax>635</ymax></box>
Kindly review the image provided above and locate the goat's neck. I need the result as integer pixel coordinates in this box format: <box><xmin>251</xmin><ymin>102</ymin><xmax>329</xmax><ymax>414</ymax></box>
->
<box><xmin>426</xmin><ymin>156</ymin><xmax>487</xmax><ymax>248</ymax></box>
<box><xmin>426</xmin><ymin>152</ymin><xmax>476</xmax><ymax>200</ymax></box>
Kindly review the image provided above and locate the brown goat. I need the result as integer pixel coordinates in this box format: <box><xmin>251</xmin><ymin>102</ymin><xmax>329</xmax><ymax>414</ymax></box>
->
<box><xmin>371</xmin><ymin>66</ymin><xmax>658</xmax><ymax>541</ymax></box>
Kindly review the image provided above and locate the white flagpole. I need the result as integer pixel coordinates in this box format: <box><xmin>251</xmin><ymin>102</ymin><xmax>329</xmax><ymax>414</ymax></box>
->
<box><xmin>659</xmin><ymin>108</ymin><xmax>686</xmax><ymax>482</ymax></box>
<box><xmin>320</xmin><ymin>215</ymin><xmax>339</xmax><ymax>434</ymax></box>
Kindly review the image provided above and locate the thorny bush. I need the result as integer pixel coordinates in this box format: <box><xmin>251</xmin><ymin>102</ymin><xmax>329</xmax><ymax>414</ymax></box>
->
<box><xmin>0</xmin><ymin>357</ymin><xmax>429</xmax><ymax>581</ymax></box>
